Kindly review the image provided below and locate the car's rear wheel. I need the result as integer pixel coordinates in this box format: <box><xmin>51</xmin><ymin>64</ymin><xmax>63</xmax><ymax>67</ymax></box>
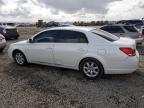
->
<box><xmin>13</xmin><ymin>51</ymin><xmax>27</xmax><ymax>65</ymax></box>
<box><xmin>80</xmin><ymin>58</ymin><xmax>104</xmax><ymax>79</ymax></box>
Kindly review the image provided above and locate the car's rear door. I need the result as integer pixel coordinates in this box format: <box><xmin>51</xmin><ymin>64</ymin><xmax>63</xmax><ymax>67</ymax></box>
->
<box><xmin>26</xmin><ymin>30</ymin><xmax>57</xmax><ymax>64</ymax></box>
<box><xmin>54</xmin><ymin>30</ymin><xmax>88</xmax><ymax>68</ymax></box>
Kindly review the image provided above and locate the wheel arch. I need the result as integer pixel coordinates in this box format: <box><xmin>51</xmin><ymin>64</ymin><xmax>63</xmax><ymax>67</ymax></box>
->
<box><xmin>12</xmin><ymin>49</ymin><xmax>25</xmax><ymax>58</ymax></box>
<box><xmin>78</xmin><ymin>57</ymin><xmax>105</xmax><ymax>73</ymax></box>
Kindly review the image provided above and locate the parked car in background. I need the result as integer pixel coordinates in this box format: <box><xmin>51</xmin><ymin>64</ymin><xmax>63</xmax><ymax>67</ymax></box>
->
<box><xmin>47</xmin><ymin>21</ymin><xmax>60</xmax><ymax>27</ymax></box>
<box><xmin>140</xmin><ymin>26</ymin><xmax>144</xmax><ymax>36</ymax></box>
<box><xmin>0</xmin><ymin>22</ymin><xmax>16</xmax><ymax>27</ymax></box>
<box><xmin>59</xmin><ymin>24</ymin><xmax>75</xmax><ymax>27</ymax></box>
<box><xmin>0</xmin><ymin>26</ymin><xmax>19</xmax><ymax>40</ymax></box>
<box><xmin>116</xmin><ymin>19</ymin><xmax>144</xmax><ymax>30</ymax></box>
<box><xmin>8</xmin><ymin>27</ymin><xmax>139</xmax><ymax>79</ymax></box>
<box><xmin>100</xmin><ymin>25</ymin><xmax>143</xmax><ymax>44</ymax></box>
<box><xmin>0</xmin><ymin>34</ymin><xmax>6</xmax><ymax>52</ymax></box>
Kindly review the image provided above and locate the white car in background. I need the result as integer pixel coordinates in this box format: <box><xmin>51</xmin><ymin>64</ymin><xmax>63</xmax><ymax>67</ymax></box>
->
<box><xmin>8</xmin><ymin>27</ymin><xmax>139</xmax><ymax>79</ymax></box>
<box><xmin>0</xmin><ymin>34</ymin><xmax>6</xmax><ymax>52</ymax></box>
<box><xmin>100</xmin><ymin>25</ymin><xmax>143</xmax><ymax>45</ymax></box>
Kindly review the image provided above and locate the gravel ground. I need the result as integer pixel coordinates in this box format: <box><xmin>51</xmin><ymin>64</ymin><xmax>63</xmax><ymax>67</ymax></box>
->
<box><xmin>0</xmin><ymin>27</ymin><xmax>144</xmax><ymax>108</ymax></box>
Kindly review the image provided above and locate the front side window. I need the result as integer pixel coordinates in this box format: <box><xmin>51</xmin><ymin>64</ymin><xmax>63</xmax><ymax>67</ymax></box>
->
<box><xmin>33</xmin><ymin>31</ymin><xmax>57</xmax><ymax>43</ymax></box>
<box><xmin>56</xmin><ymin>30</ymin><xmax>88</xmax><ymax>43</ymax></box>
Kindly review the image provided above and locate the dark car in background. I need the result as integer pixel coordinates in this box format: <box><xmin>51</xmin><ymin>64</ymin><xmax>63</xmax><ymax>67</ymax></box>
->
<box><xmin>0</xmin><ymin>26</ymin><xmax>19</xmax><ymax>40</ymax></box>
<box><xmin>116</xmin><ymin>19</ymin><xmax>144</xmax><ymax>30</ymax></box>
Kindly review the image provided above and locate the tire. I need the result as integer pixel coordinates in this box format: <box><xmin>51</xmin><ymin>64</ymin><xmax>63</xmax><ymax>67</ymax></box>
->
<box><xmin>13</xmin><ymin>51</ymin><xmax>27</xmax><ymax>65</ymax></box>
<box><xmin>14</xmin><ymin>36</ymin><xmax>19</xmax><ymax>40</ymax></box>
<box><xmin>0</xmin><ymin>48</ymin><xmax>3</xmax><ymax>53</ymax></box>
<box><xmin>79</xmin><ymin>58</ymin><xmax>104</xmax><ymax>79</ymax></box>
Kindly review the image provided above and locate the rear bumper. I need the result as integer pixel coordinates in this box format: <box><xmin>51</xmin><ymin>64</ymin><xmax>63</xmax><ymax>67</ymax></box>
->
<box><xmin>105</xmin><ymin>51</ymin><xmax>139</xmax><ymax>74</ymax></box>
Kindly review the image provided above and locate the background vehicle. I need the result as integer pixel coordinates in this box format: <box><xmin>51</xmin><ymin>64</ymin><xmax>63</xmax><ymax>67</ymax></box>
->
<box><xmin>0</xmin><ymin>26</ymin><xmax>19</xmax><ymax>40</ymax></box>
<box><xmin>0</xmin><ymin>22</ymin><xmax>16</xmax><ymax>27</ymax></box>
<box><xmin>140</xmin><ymin>26</ymin><xmax>144</xmax><ymax>36</ymax></box>
<box><xmin>116</xmin><ymin>19</ymin><xmax>144</xmax><ymax>30</ymax></box>
<box><xmin>100</xmin><ymin>25</ymin><xmax>143</xmax><ymax>44</ymax></box>
<box><xmin>0</xmin><ymin>34</ymin><xmax>6</xmax><ymax>52</ymax></box>
<box><xmin>8</xmin><ymin>27</ymin><xmax>139</xmax><ymax>79</ymax></box>
<box><xmin>59</xmin><ymin>24</ymin><xmax>75</xmax><ymax>27</ymax></box>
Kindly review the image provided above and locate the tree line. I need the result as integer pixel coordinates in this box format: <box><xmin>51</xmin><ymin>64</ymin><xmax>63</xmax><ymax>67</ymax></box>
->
<box><xmin>36</xmin><ymin>20</ymin><xmax>112</xmax><ymax>27</ymax></box>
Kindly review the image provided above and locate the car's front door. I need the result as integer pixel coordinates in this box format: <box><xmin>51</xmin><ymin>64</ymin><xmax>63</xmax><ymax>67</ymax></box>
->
<box><xmin>26</xmin><ymin>30</ymin><xmax>57</xmax><ymax>64</ymax></box>
<box><xmin>54</xmin><ymin>30</ymin><xmax>88</xmax><ymax>68</ymax></box>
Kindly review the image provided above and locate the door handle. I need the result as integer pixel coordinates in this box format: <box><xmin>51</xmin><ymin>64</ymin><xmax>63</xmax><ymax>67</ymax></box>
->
<box><xmin>46</xmin><ymin>48</ymin><xmax>52</xmax><ymax>50</ymax></box>
<box><xmin>78</xmin><ymin>48</ymin><xmax>85</xmax><ymax>52</ymax></box>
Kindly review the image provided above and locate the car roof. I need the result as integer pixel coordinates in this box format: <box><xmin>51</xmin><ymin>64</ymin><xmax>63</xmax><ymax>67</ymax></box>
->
<box><xmin>46</xmin><ymin>26</ymin><xmax>95</xmax><ymax>32</ymax></box>
<box><xmin>0</xmin><ymin>26</ymin><xmax>16</xmax><ymax>29</ymax></box>
<box><xmin>117</xmin><ymin>19</ymin><xmax>143</xmax><ymax>22</ymax></box>
<box><xmin>102</xmin><ymin>24</ymin><xmax>134</xmax><ymax>27</ymax></box>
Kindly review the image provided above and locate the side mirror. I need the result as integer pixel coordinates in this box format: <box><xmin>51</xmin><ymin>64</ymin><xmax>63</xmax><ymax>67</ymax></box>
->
<box><xmin>29</xmin><ymin>39</ymin><xmax>34</xmax><ymax>43</ymax></box>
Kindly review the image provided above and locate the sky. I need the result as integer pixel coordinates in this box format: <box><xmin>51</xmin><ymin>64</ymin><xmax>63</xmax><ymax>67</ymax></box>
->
<box><xmin>0</xmin><ymin>0</ymin><xmax>144</xmax><ymax>22</ymax></box>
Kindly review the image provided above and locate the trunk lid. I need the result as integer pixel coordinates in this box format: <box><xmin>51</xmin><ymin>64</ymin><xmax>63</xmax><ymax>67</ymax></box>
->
<box><xmin>113</xmin><ymin>37</ymin><xmax>136</xmax><ymax>49</ymax></box>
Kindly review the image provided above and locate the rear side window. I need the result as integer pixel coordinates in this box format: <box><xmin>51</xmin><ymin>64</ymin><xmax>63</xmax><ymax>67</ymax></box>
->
<box><xmin>91</xmin><ymin>29</ymin><xmax>120</xmax><ymax>42</ymax></box>
<box><xmin>56</xmin><ymin>30</ymin><xmax>88</xmax><ymax>43</ymax></box>
<box><xmin>101</xmin><ymin>26</ymin><xmax>124</xmax><ymax>33</ymax></box>
<box><xmin>123</xmin><ymin>26</ymin><xmax>138</xmax><ymax>32</ymax></box>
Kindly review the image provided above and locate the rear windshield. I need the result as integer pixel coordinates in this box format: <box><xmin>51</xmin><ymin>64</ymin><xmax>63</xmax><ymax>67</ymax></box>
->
<box><xmin>91</xmin><ymin>29</ymin><xmax>120</xmax><ymax>42</ymax></box>
<box><xmin>123</xmin><ymin>26</ymin><xmax>138</xmax><ymax>32</ymax></box>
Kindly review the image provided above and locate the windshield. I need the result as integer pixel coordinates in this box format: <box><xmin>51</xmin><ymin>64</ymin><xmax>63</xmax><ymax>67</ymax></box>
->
<box><xmin>91</xmin><ymin>29</ymin><xmax>120</xmax><ymax>42</ymax></box>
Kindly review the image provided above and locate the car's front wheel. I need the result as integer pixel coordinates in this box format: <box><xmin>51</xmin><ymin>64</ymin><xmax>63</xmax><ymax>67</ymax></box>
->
<box><xmin>13</xmin><ymin>51</ymin><xmax>27</xmax><ymax>65</ymax></box>
<box><xmin>80</xmin><ymin>58</ymin><xmax>104</xmax><ymax>79</ymax></box>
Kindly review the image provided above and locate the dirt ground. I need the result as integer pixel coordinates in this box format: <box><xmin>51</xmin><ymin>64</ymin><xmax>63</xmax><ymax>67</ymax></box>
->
<box><xmin>0</xmin><ymin>27</ymin><xmax>144</xmax><ymax>108</ymax></box>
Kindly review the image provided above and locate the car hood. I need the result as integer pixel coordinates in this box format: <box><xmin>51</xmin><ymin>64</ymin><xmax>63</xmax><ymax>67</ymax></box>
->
<box><xmin>12</xmin><ymin>40</ymin><xmax>28</xmax><ymax>45</ymax></box>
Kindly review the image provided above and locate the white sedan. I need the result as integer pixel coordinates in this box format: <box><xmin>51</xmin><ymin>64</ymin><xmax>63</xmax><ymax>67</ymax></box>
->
<box><xmin>8</xmin><ymin>27</ymin><xmax>139</xmax><ymax>79</ymax></box>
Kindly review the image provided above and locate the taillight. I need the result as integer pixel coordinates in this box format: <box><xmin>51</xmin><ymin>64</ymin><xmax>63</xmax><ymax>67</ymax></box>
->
<box><xmin>120</xmin><ymin>48</ymin><xmax>136</xmax><ymax>56</ymax></box>
<box><xmin>0</xmin><ymin>34</ymin><xmax>5</xmax><ymax>40</ymax></box>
